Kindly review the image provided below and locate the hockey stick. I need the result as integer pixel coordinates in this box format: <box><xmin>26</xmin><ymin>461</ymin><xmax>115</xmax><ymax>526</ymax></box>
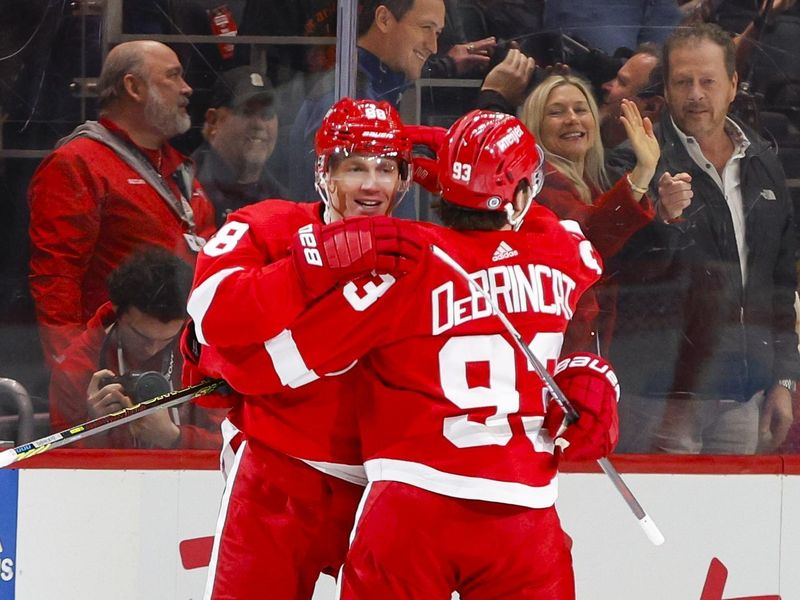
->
<box><xmin>430</xmin><ymin>244</ymin><xmax>665</xmax><ymax>546</ymax></box>
<box><xmin>0</xmin><ymin>378</ymin><xmax>228</xmax><ymax>468</ymax></box>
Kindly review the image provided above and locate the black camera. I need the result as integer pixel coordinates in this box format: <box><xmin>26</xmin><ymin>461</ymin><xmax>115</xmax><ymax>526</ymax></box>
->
<box><xmin>100</xmin><ymin>371</ymin><xmax>172</xmax><ymax>404</ymax></box>
<box><xmin>551</xmin><ymin>34</ymin><xmax>627</xmax><ymax>92</ymax></box>
<box><xmin>487</xmin><ymin>34</ymin><xmax>627</xmax><ymax>101</ymax></box>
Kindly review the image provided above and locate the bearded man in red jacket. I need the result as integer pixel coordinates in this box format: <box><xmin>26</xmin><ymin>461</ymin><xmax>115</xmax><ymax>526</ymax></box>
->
<box><xmin>28</xmin><ymin>40</ymin><xmax>216</xmax><ymax>365</ymax></box>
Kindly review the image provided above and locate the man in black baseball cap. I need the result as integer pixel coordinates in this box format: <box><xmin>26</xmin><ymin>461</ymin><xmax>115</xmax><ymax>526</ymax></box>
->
<box><xmin>208</xmin><ymin>65</ymin><xmax>278</xmax><ymax>111</ymax></box>
<box><xmin>193</xmin><ymin>66</ymin><xmax>287</xmax><ymax>226</ymax></box>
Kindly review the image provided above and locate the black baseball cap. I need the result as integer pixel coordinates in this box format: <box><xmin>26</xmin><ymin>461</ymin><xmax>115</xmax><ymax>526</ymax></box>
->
<box><xmin>209</xmin><ymin>66</ymin><xmax>277</xmax><ymax>112</ymax></box>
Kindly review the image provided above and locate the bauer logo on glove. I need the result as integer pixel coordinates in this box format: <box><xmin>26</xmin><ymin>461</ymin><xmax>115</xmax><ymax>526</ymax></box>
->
<box><xmin>296</xmin><ymin>224</ymin><xmax>324</xmax><ymax>267</ymax></box>
<box><xmin>544</xmin><ymin>352</ymin><xmax>621</xmax><ymax>461</ymax></box>
<box><xmin>553</xmin><ymin>354</ymin><xmax>620</xmax><ymax>399</ymax></box>
<box><xmin>291</xmin><ymin>217</ymin><xmax>425</xmax><ymax>300</ymax></box>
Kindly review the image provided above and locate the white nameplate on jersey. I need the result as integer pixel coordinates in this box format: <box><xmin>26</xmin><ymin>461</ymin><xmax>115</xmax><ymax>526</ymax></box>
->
<box><xmin>127</xmin><ymin>178</ymin><xmax>147</xmax><ymax>185</ymax></box>
<box><xmin>432</xmin><ymin>264</ymin><xmax>577</xmax><ymax>335</ymax></box>
<box><xmin>184</xmin><ymin>233</ymin><xmax>207</xmax><ymax>253</ymax></box>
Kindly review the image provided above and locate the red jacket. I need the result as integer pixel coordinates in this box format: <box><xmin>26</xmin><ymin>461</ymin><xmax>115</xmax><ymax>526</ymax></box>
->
<box><xmin>531</xmin><ymin>163</ymin><xmax>655</xmax><ymax>354</ymax></box>
<box><xmin>29</xmin><ymin>118</ymin><xmax>217</xmax><ymax>363</ymax></box>
<box><xmin>49</xmin><ymin>301</ymin><xmax>225</xmax><ymax>449</ymax></box>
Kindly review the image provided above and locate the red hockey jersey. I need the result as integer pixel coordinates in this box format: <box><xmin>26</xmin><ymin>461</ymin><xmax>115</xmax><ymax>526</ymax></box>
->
<box><xmin>186</xmin><ymin>199</ymin><xmax>366</xmax><ymax>481</ymax></box>
<box><xmin>198</xmin><ymin>206</ymin><xmax>602</xmax><ymax>508</ymax></box>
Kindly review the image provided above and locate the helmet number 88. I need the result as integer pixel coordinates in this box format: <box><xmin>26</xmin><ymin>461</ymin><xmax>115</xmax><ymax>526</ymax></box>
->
<box><xmin>364</xmin><ymin>105</ymin><xmax>387</xmax><ymax>120</ymax></box>
<box><xmin>452</xmin><ymin>162</ymin><xmax>472</xmax><ymax>182</ymax></box>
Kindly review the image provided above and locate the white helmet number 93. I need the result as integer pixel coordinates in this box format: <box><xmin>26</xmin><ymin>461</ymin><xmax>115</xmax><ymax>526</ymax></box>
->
<box><xmin>452</xmin><ymin>161</ymin><xmax>472</xmax><ymax>182</ymax></box>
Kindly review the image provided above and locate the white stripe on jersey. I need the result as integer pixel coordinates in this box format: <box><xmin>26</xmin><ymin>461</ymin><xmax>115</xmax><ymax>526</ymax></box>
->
<box><xmin>219</xmin><ymin>418</ymin><xmax>241</xmax><ymax>480</ymax></box>
<box><xmin>204</xmin><ymin>439</ymin><xmax>247</xmax><ymax>600</ymax></box>
<box><xmin>299</xmin><ymin>459</ymin><xmax>368</xmax><ymax>486</ymax></box>
<box><xmin>364</xmin><ymin>458</ymin><xmax>558</xmax><ymax>509</ymax></box>
<box><xmin>187</xmin><ymin>266</ymin><xmax>245</xmax><ymax>344</ymax></box>
<box><xmin>263</xmin><ymin>329</ymin><xmax>321</xmax><ymax>388</ymax></box>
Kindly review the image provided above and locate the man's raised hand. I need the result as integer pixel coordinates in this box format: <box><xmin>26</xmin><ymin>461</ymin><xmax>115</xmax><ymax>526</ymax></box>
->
<box><xmin>656</xmin><ymin>171</ymin><xmax>693</xmax><ymax>222</ymax></box>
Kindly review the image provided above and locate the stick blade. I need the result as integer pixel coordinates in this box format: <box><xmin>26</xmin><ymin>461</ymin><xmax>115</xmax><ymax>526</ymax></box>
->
<box><xmin>0</xmin><ymin>449</ymin><xmax>17</xmax><ymax>469</ymax></box>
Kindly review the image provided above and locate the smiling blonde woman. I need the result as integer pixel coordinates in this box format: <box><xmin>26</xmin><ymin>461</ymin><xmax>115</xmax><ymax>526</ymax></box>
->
<box><xmin>520</xmin><ymin>73</ymin><xmax>661</xmax><ymax>355</ymax></box>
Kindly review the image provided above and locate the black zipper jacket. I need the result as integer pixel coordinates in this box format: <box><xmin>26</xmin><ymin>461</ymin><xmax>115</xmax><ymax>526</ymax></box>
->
<box><xmin>605</xmin><ymin>113</ymin><xmax>800</xmax><ymax>401</ymax></box>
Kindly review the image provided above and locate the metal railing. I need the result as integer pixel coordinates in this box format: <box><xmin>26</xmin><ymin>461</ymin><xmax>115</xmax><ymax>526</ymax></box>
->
<box><xmin>0</xmin><ymin>377</ymin><xmax>34</xmax><ymax>445</ymax></box>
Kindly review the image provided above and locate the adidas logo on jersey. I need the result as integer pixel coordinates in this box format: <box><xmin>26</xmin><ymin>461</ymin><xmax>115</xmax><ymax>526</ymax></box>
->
<box><xmin>492</xmin><ymin>241</ymin><xmax>518</xmax><ymax>262</ymax></box>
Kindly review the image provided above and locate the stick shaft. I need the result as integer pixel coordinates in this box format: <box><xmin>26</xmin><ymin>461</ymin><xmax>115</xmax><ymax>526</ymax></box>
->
<box><xmin>430</xmin><ymin>244</ymin><xmax>664</xmax><ymax>545</ymax></box>
<box><xmin>431</xmin><ymin>246</ymin><xmax>579</xmax><ymax>422</ymax></box>
<box><xmin>0</xmin><ymin>379</ymin><xmax>227</xmax><ymax>468</ymax></box>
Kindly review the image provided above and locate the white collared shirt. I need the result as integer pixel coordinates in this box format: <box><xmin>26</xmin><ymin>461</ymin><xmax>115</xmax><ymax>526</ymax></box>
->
<box><xmin>673</xmin><ymin>117</ymin><xmax>751</xmax><ymax>284</ymax></box>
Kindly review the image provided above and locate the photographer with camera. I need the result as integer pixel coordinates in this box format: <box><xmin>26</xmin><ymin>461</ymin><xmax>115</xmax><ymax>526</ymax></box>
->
<box><xmin>49</xmin><ymin>248</ymin><xmax>225</xmax><ymax>449</ymax></box>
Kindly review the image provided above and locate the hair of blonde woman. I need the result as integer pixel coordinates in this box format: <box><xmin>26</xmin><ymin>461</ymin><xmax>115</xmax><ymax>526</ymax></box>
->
<box><xmin>520</xmin><ymin>74</ymin><xmax>609</xmax><ymax>204</ymax></box>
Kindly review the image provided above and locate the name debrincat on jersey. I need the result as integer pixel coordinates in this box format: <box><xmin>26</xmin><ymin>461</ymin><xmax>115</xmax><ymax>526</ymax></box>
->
<box><xmin>432</xmin><ymin>263</ymin><xmax>577</xmax><ymax>335</ymax></box>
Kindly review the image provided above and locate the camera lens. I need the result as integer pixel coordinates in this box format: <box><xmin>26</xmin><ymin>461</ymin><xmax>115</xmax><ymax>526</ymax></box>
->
<box><xmin>131</xmin><ymin>371</ymin><xmax>172</xmax><ymax>403</ymax></box>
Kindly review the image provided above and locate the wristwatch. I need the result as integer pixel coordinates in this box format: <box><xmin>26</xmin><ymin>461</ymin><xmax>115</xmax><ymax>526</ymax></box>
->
<box><xmin>777</xmin><ymin>379</ymin><xmax>797</xmax><ymax>393</ymax></box>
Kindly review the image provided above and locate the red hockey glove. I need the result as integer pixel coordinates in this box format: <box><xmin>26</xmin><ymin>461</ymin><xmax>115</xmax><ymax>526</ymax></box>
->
<box><xmin>291</xmin><ymin>216</ymin><xmax>425</xmax><ymax>299</ymax></box>
<box><xmin>406</xmin><ymin>125</ymin><xmax>447</xmax><ymax>194</ymax></box>
<box><xmin>413</xmin><ymin>155</ymin><xmax>441</xmax><ymax>194</ymax></box>
<box><xmin>543</xmin><ymin>353</ymin><xmax>620</xmax><ymax>461</ymax></box>
<box><xmin>405</xmin><ymin>124</ymin><xmax>447</xmax><ymax>153</ymax></box>
<box><xmin>179</xmin><ymin>322</ymin><xmax>238</xmax><ymax>409</ymax></box>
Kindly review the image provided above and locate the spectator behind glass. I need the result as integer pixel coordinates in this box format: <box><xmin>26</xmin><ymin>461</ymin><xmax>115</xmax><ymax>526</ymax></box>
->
<box><xmin>238</xmin><ymin>0</ymin><xmax>494</xmax><ymax>78</ymax></box>
<box><xmin>606</xmin><ymin>23</ymin><xmax>800</xmax><ymax>454</ymax></box>
<box><xmin>599</xmin><ymin>42</ymin><xmax>665</xmax><ymax>149</ymax></box>
<box><xmin>193</xmin><ymin>66</ymin><xmax>288</xmax><ymax>227</ymax></box>
<box><xmin>544</xmin><ymin>0</ymin><xmax>683</xmax><ymax>55</ymax></box>
<box><xmin>288</xmin><ymin>0</ymin><xmax>530</xmax><ymax>206</ymax></box>
<box><xmin>520</xmin><ymin>73</ymin><xmax>660</xmax><ymax>354</ymax></box>
<box><xmin>27</xmin><ymin>41</ymin><xmax>216</xmax><ymax>366</ymax></box>
<box><xmin>49</xmin><ymin>248</ymin><xmax>224</xmax><ymax>449</ymax></box>
<box><xmin>288</xmin><ymin>0</ymin><xmax>447</xmax><ymax>204</ymax></box>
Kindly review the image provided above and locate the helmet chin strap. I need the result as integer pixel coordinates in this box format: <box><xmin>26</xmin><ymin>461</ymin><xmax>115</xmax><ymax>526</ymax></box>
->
<box><xmin>505</xmin><ymin>188</ymin><xmax>535</xmax><ymax>231</ymax></box>
<box><xmin>327</xmin><ymin>202</ymin><xmax>346</xmax><ymax>223</ymax></box>
<box><xmin>316</xmin><ymin>176</ymin><xmax>345</xmax><ymax>224</ymax></box>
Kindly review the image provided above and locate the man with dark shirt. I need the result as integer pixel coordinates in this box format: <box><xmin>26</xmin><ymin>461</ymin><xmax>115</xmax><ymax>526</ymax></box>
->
<box><xmin>288</xmin><ymin>0</ymin><xmax>447</xmax><ymax>202</ymax></box>
<box><xmin>193</xmin><ymin>66</ymin><xmax>288</xmax><ymax>227</ymax></box>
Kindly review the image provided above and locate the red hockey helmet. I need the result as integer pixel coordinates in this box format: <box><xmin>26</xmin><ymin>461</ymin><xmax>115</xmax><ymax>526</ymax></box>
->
<box><xmin>437</xmin><ymin>110</ymin><xmax>544</xmax><ymax>226</ymax></box>
<box><xmin>315</xmin><ymin>98</ymin><xmax>413</xmax><ymax>202</ymax></box>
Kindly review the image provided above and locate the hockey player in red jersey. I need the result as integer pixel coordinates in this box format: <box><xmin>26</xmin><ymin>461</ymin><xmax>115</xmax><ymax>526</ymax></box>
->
<box><xmin>195</xmin><ymin>110</ymin><xmax>621</xmax><ymax>598</ymax></box>
<box><xmin>183</xmin><ymin>97</ymin><xmax>423</xmax><ymax>599</ymax></box>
